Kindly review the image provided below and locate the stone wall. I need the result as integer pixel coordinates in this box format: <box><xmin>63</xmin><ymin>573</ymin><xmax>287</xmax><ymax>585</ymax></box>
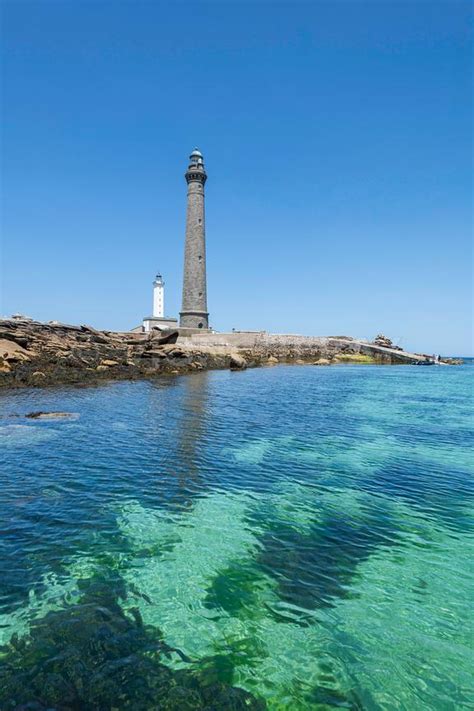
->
<box><xmin>180</xmin><ymin>331</ymin><xmax>431</xmax><ymax>365</ymax></box>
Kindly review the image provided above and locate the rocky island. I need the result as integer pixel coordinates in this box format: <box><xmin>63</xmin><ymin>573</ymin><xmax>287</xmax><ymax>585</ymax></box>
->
<box><xmin>0</xmin><ymin>318</ymin><xmax>459</xmax><ymax>389</ymax></box>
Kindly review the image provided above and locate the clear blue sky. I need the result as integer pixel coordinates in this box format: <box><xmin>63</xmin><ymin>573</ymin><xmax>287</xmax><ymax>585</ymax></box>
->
<box><xmin>1</xmin><ymin>1</ymin><xmax>472</xmax><ymax>354</ymax></box>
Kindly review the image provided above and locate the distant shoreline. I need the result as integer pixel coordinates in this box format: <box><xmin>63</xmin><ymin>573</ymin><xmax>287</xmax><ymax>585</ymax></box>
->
<box><xmin>0</xmin><ymin>319</ymin><xmax>462</xmax><ymax>389</ymax></box>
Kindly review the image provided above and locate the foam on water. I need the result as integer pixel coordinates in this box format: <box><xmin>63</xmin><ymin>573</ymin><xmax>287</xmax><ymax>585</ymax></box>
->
<box><xmin>0</xmin><ymin>424</ymin><xmax>60</xmax><ymax>447</ymax></box>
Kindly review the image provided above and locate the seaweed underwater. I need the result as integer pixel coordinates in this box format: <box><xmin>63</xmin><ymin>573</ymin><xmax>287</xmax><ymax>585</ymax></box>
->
<box><xmin>2</xmin><ymin>477</ymin><xmax>471</xmax><ymax>710</ymax></box>
<box><xmin>116</xmin><ymin>484</ymin><xmax>473</xmax><ymax>710</ymax></box>
<box><xmin>1</xmin><ymin>367</ymin><xmax>473</xmax><ymax>710</ymax></box>
<box><xmin>0</xmin><ymin>570</ymin><xmax>265</xmax><ymax>710</ymax></box>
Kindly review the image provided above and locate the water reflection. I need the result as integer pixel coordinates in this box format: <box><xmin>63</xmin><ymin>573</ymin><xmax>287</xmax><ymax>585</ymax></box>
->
<box><xmin>170</xmin><ymin>372</ymin><xmax>211</xmax><ymax>502</ymax></box>
<box><xmin>142</xmin><ymin>372</ymin><xmax>211</xmax><ymax>508</ymax></box>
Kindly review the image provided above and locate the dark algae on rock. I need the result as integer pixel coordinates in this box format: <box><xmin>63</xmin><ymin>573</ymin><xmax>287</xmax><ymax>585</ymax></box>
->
<box><xmin>0</xmin><ymin>318</ymin><xmax>456</xmax><ymax>389</ymax></box>
<box><xmin>0</xmin><ymin>574</ymin><xmax>265</xmax><ymax>710</ymax></box>
<box><xmin>0</xmin><ymin>320</ymin><xmax>234</xmax><ymax>388</ymax></box>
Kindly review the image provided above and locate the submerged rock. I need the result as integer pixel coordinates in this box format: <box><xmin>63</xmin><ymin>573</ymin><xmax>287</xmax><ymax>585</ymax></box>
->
<box><xmin>25</xmin><ymin>412</ymin><xmax>77</xmax><ymax>420</ymax></box>
<box><xmin>0</xmin><ymin>575</ymin><xmax>266</xmax><ymax>710</ymax></box>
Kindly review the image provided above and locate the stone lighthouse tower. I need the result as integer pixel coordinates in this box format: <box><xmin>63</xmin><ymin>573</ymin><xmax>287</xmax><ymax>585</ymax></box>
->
<box><xmin>180</xmin><ymin>148</ymin><xmax>209</xmax><ymax>329</ymax></box>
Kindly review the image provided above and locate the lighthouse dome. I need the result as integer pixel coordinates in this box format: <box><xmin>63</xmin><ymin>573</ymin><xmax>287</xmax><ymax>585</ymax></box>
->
<box><xmin>189</xmin><ymin>148</ymin><xmax>204</xmax><ymax>168</ymax></box>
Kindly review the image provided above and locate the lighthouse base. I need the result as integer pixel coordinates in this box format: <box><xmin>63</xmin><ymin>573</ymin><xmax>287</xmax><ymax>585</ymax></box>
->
<box><xmin>179</xmin><ymin>311</ymin><xmax>210</xmax><ymax>330</ymax></box>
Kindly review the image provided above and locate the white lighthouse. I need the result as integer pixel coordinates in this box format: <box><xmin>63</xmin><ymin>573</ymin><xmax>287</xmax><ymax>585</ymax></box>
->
<box><xmin>142</xmin><ymin>271</ymin><xmax>178</xmax><ymax>333</ymax></box>
<box><xmin>153</xmin><ymin>273</ymin><xmax>165</xmax><ymax>318</ymax></box>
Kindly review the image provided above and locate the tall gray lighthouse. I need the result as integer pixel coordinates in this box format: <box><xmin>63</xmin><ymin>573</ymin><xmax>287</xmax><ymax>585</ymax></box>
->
<box><xmin>180</xmin><ymin>148</ymin><xmax>209</xmax><ymax>329</ymax></box>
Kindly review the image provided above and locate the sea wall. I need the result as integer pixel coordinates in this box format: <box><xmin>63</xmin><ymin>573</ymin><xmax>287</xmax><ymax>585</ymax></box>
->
<box><xmin>180</xmin><ymin>331</ymin><xmax>424</xmax><ymax>364</ymax></box>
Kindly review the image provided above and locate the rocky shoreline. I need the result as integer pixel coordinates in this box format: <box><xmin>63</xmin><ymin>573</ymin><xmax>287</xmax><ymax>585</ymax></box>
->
<box><xmin>0</xmin><ymin>320</ymin><xmax>460</xmax><ymax>389</ymax></box>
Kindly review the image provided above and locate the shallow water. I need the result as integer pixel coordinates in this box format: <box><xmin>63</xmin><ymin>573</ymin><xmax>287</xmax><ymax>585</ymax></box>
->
<box><xmin>0</xmin><ymin>364</ymin><xmax>472</xmax><ymax>709</ymax></box>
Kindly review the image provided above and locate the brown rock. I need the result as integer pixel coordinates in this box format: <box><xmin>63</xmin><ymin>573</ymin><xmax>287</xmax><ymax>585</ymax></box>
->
<box><xmin>230</xmin><ymin>353</ymin><xmax>247</xmax><ymax>370</ymax></box>
<box><xmin>149</xmin><ymin>329</ymin><xmax>179</xmax><ymax>345</ymax></box>
<box><xmin>0</xmin><ymin>338</ymin><xmax>31</xmax><ymax>362</ymax></box>
<box><xmin>373</xmin><ymin>334</ymin><xmax>394</xmax><ymax>348</ymax></box>
<box><xmin>140</xmin><ymin>350</ymin><xmax>167</xmax><ymax>358</ymax></box>
<box><xmin>0</xmin><ymin>357</ymin><xmax>12</xmax><ymax>372</ymax></box>
<box><xmin>99</xmin><ymin>359</ymin><xmax>119</xmax><ymax>367</ymax></box>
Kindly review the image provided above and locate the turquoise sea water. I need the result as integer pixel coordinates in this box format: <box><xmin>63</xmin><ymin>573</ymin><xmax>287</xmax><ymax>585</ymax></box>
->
<box><xmin>0</xmin><ymin>364</ymin><xmax>472</xmax><ymax>710</ymax></box>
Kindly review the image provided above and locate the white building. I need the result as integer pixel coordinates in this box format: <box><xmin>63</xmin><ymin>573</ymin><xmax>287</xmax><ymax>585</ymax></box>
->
<box><xmin>152</xmin><ymin>273</ymin><xmax>164</xmax><ymax>318</ymax></box>
<box><xmin>141</xmin><ymin>272</ymin><xmax>178</xmax><ymax>332</ymax></box>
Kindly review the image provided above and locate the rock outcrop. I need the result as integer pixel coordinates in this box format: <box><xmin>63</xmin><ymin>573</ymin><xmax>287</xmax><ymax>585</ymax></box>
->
<box><xmin>0</xmin><ymin>320</ymin><xmax>458</xmax><ymax>389</ymax></box>
<box><xmin>0</xmin><ymin>320</ymin><xmax>234</xmax><ymax>388</ymax></box>
<box><xmin>229</xmin><ymin>353</ymin><xmax>248</xmax><ymax>370</ymax></box>
<box><xmin>372</xmin><ymin>334</ymin><xmax>403</xmax><ymax>351</ymax></box>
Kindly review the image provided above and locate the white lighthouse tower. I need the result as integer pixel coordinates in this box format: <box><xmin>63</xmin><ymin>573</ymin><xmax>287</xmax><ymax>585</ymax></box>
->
<box><xmin>142</xmin><ymin>271</ymin><xmax>178</xmax><ymax>333</ymax></box>
<box><xmin>153</xmin><ymin>273</ymin><xmax>165</xmax><ymax>318</ymax></box>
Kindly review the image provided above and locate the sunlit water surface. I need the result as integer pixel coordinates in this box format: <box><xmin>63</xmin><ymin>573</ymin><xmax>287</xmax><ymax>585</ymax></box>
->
<box><xmin>0</xmin><ymin>364</ymin><xmax>472</xmax><ymax>710</ymax></box>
